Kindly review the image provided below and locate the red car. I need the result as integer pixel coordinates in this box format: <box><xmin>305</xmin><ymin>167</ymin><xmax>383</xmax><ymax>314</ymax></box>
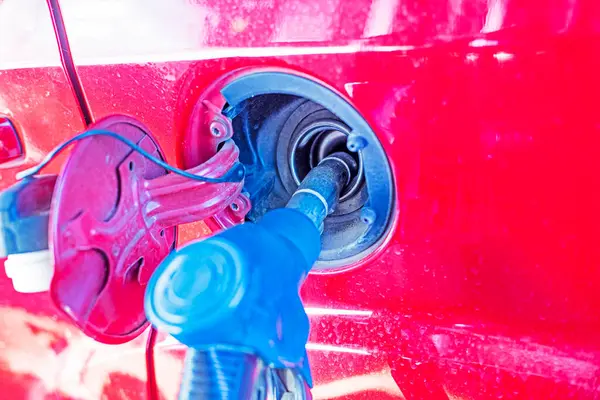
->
<box><xmin>1</xmin><ymin>0</ymin><xmax>600</xmax><ymax>398</ymax></box>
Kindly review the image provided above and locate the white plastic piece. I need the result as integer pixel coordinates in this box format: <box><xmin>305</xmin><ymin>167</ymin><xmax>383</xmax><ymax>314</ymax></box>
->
<box><xmin>4</xmin><ymin>249</ymin><xmax>54</xmax><ymax>293</ymax></box>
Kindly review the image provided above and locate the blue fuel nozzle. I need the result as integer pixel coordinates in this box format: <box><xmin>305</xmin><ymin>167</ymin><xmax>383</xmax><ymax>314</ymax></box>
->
<box><xmin>144</xmin><ymin>152</ymin><xmax>355</xmax><ymax>399</ymax></box>
<box><xmin>0</xmin><ymin>175</ymin><xmax>57</xmax><ymax>293</ymax></box>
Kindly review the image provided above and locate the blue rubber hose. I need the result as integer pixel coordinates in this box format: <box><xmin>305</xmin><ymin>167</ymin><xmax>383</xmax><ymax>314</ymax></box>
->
<box><xmin>179</xmin><ymin>347</ymin><xmax>259</xmax><ymax>400</ymax></box>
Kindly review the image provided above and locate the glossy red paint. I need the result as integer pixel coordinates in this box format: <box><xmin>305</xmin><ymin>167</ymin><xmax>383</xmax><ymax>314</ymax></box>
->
<box><xmin>1</xmin><ymin>0</ymin><xmax>600</xmax><ymax>398</ymax></box>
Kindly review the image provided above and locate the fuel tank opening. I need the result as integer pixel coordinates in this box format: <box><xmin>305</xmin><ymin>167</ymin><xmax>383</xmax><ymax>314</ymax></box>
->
<box><xmin>269</xmin><ymin>99</ymin><xmax>369</xmax><ymax>219</ymax></box>
<box><xmin>288</xmin><ymin>119</ymin><xmax>363</xmax><ymax>201</ymax></box>
<box><xmin>186</xmin><ymin>71</ymin><xmax>394</xmax><ymax>270</ymax></box>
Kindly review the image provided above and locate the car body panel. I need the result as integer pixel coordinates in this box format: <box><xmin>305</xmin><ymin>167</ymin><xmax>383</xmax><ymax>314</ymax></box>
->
<box><xmin>1</xmin><ymin>0</ymin><xmax>600</xmax><ymax>398</ymax></box>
